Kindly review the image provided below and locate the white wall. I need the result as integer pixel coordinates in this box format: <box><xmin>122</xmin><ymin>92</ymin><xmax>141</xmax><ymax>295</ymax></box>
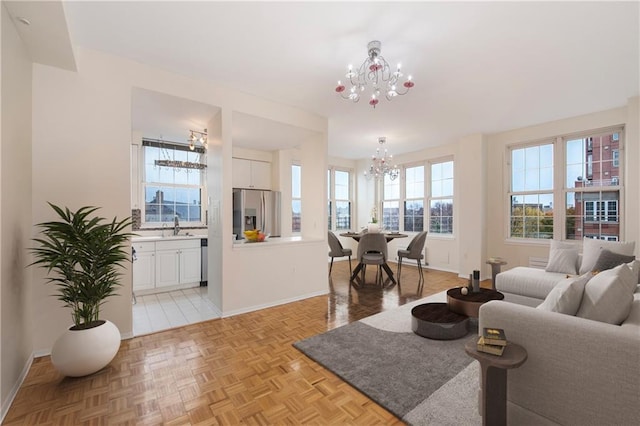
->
<box><xmin>485</xmin><ymin>103</ymin><xmax>638</xmax><ymax>269</ymax></box>
<box><xmin>1</xmin><ymin>5</ymin><xmax>34</xmax><ymax>418</ymax></box>
<box><xmin>31</xmin><ymin>47</ymin><xmax>327</xmax><ymax>351</ymax></box>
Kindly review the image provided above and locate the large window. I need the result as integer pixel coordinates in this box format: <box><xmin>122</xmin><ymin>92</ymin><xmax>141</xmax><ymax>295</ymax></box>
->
<box><xmin>382</xmin><ymin>174</ymin><xmax>400</xmax><ymax>231</ymax></box>
<box><xmin>509</xmin><ymin>143</ymin><xmax>553</xmax><ymax>239</ymax></box>
<box><xmin>508</xmin><ymin>128</ymin><xmax>623</xmax><ymax>241</ymax></box>
<box><xmin>327</xmin><ymin>168</ymin><xmax>352</xmax><ymax>230</ymax></box>
<box><xmin>404</xmin><ymin>165</ymin><xmax>424</xmax><ymax>232</ymax></box>
<box><xmin>429</xmin><ymin>160</ymin><xmax>454</xmax><ymax>234</ymax></box>
<box><xmin>565</xmin><ymin>130</ymin><xmax>622</xmax><ymax>241</ymax></box>
<box><xmin>142</xmin><ymin>140</ymin><xmax>204</xmax><ymax>226</ymax></box>
<box><xmin>292</xmin><ymin>164</ymin><xmax>301</xmax><ymax>233</ymax></box>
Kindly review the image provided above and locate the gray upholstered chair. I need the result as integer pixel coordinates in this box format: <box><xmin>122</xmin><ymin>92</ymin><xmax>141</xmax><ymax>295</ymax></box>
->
<box><xmin>356</xmin><ymin>232</ymin><xmax>388</xmax><ymax>286</ymax></box>
<box><xmin>328</xmin><ymin>231</ymin><xmax>352</xmax><ymax>276</ymax></box>
<box><xmin>397</xmin><ymin>231</ymin><xmax>428</xmax><ymax>286</ymax></box>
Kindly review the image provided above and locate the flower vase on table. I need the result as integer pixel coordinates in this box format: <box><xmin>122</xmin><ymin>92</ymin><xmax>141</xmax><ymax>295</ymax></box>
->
<box><xmin>367</xmin><ymin>222</ymin><xmax>380</xmax><ymax>233</ymax></box>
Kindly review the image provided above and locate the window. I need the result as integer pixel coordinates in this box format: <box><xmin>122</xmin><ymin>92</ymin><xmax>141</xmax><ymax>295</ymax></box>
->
<box><xmin>142</xmin><ymin>140</ymin><xmax>204</xmax><ymax>225</ymax></box>
<box><xmin>292</xmin><ymin>164</ymin><xmax>301</xmax><ymax>232</ymax></box>
<box><xmin>508</xmin><ymin>128</ymin><xmax>624</xmax><ymax>241</ymax></box>
<box><xmin>565</xmin><ymin>130</ymin><xmax>622</xmax><ymax>240</ymax></box>
<box><xmin>429</xmin><ymin>160</ymin><xmax>454</xmax><ymax>234</ymax></box>
<box><xmin>382</xmin><ymin>174</ymin><xmax>400</xmax><ymax>231</ymax></box>
<box><xmin>404</xmin><ymin>165</ymin><xmax>424</xmax><ymax>232</ymax></box>
<box><xmin>509</xmin><ymin>143</ymin><xmax>553</xmax><ymax>239</ymax></box>
<box><xmin>327</xmin><ymin>168</ymin><xmax>352</xmax><ymax>230</ymax></box>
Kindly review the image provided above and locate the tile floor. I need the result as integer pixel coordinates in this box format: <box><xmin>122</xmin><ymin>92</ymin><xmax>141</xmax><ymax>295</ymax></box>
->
<box><xmin>132</xmin><ymin>287</ymin><xmax>220</xmax><ymax>336</ymax></box>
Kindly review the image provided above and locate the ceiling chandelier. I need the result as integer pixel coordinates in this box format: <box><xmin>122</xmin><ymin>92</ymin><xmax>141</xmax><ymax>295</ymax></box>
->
<box><xmin>188</xmin><ymin>129</ymin><xmax>208</xmax><ymax>151</ymax></box>
<box><xmin>335</xmin><ymin>40</ymin><xmax>414</xmax><ymax>108</ymax></box>
<box><xmin>364</xmin><ymin>137</ymin><xmax>399</xmax><ymax>180</ymax></box>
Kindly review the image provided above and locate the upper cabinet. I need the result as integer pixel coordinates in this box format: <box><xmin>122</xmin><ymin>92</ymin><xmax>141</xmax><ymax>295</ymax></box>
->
<box><xmin>232</xmin><ymin>158</ymin><xmax>272</xmax><ymax>190</ymax></box>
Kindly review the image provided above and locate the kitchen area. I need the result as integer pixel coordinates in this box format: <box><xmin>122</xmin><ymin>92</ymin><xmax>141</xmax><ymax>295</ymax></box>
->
<box><xmin>130</xmin><ymin>87</ymin><xmax>328</xmax><ymax>336</ymax></box>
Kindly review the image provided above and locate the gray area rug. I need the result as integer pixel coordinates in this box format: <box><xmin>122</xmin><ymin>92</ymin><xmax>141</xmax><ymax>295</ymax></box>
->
<box><xmin>293</xmin><ymin>293</ymin><xmax>482</xmax><ymax>424</ymax></box>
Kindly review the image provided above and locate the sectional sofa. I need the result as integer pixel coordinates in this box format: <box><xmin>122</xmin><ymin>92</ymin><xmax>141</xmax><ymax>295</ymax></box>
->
<box><xmin>477</xmin><ymin>238</ymin><xmax>640</xmax><ymax>425</ymax></box>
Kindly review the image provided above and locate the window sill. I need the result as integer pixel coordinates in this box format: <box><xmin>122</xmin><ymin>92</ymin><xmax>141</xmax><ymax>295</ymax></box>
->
<box><xmin>504</xmin><ymin>238</ymin><xmax>551</xmax><ymax>247</ymax></box>
<box><xmin>427</xmin><ymin>234</ymin><xmax>455</xmax><ymax>240</ymax></box>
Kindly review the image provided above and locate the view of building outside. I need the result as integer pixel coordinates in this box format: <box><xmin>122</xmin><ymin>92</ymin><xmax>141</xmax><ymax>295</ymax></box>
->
<box><xmin>292</xmin><ymin>164</ymin><xmax>301</xmax><ymax>232</ymax></box>
<box><xmin>566</xmin><ymin>132</ymin><xmax>620</xmax><ymax>240</ymax></box>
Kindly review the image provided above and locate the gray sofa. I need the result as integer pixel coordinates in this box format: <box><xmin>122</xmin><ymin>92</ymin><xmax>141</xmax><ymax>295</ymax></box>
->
<box><xmin>480</xmin><ymin>256</ymin><xmax>640</xmax><ymax>424</ymax></box>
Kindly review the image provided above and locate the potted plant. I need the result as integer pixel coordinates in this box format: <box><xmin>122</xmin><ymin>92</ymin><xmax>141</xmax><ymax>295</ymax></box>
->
<box><xmin>368</xmin><ymin>206</ymin><xmax>380</xmax><ymax>233</ymax></box>
<box><xmin>30</xmin><ymin>203</ymin><xmax>133</xmax><ymax>377</ymax></box>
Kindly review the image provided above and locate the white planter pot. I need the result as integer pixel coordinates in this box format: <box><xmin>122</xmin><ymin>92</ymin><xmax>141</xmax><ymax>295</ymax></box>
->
<box><xmin>367</xmin><ymin>223</ymin><xmax>380</xmax><ymax>233</ymax></box>
<box><xmin>51</xmin><ymin>320</ymin><xmax>121</xmax><ymax>377</ymax></box>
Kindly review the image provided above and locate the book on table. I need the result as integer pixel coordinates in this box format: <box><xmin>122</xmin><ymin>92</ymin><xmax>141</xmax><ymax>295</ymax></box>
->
<box><xmin>477</xmin><ymin>336</ymin><xmax>505</xmax><ymax>356</ymax></box>
<box><xmin>482</xmin><ymin>327</ymin><xmax>507</xmax><ymax>346</ymax></box>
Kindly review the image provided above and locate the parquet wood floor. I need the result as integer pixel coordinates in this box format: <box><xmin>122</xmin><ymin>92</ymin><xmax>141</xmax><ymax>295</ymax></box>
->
<box><xmin>5</xmin><ymin>261</ymin><xmax>471</xmax><ymax>425</ymax></box>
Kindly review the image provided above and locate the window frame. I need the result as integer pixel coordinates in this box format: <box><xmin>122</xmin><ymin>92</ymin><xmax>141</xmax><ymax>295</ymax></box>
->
<box><xmin>428</xmin><ymin>158</ymin><xmax>455</xmax><ymax>236</ymax></box>
<box><xmin>506</xmin><ymin>126</ymin><xmax>625</xmax><ymax>243</ymax></box>
<box><xmin>292</xmin><ymin>163</ymin><xmax>302</xmax><ymax>234</ymax></box>
<box><xmin>403</xmin><ymin>163</ymin><xmax>426</xmax><ymax>233</ymax></box>
<box><xmin>327</xmin><ymin>166</ymin><xmax>353</xmax><ymax>231</ymax></box>
<box><xmin>140</xmin><ymin>140</ymin><xmax>206</xmax><ymax>228</ymax></box>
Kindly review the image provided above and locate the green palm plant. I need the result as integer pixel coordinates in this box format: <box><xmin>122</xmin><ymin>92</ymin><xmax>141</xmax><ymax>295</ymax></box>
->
<box><xmin>30</xmin><ymin>203</ymin><xmax>133</xmax><ymax>329</ymax></box>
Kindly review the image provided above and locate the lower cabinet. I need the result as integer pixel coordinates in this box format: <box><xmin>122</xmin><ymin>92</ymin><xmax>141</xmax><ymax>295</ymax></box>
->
<box><xmin>133</xmin><ymin>239</ymin><xmax>202</xmax><ymax>294</ymax></box>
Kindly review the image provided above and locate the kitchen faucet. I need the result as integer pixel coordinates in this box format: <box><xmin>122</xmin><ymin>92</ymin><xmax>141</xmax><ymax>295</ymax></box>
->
<box><xmin>173</xmin><ymin>215</ymin><xmax>180</xmax><ymax>236</ymax></box>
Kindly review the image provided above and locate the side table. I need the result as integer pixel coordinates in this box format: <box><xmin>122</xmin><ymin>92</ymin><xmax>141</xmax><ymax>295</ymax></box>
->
<box><xmin>486</xmin><ymin>259</ymin><xmax>507</xmax><ymax>290</ymax></box>
<box><xmin>464</xmin><ymin>340</ymin><xmax>527</xmax><ymax>426</ymax></box>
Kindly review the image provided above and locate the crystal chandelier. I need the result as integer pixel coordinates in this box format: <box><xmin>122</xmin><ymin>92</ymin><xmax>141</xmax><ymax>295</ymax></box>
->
<box><xmin>335</xmin><ymin>40</ymin><xmax>414</xmax><ymax>108</ymax></box>
<box><xmin>364</xmin><ymin>137</ymin><xmax>399</xmax><ymax>180</ymax></box>
<box><xmin>188</xmin><ymin>129</ymin><xmax>208</xmax><ymax>151</ymax></box>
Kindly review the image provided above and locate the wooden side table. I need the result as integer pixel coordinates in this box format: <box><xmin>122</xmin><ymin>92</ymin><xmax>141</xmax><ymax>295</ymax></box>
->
<box><xmin>465</xmin><ymin>340</ymin><xmax>527</xmax><ymax>426</ymax></box>
<box><xmin>486</xmin><ymin>259</ymin><xmax>507</xmax><ymax>290</ymax></box>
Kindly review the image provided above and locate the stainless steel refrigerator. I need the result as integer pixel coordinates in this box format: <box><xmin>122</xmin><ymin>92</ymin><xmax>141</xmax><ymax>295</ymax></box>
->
<box><xmin>233</xmin><ymin>189</ymin><xmax>282</xmax><ymax>239</ymax></box>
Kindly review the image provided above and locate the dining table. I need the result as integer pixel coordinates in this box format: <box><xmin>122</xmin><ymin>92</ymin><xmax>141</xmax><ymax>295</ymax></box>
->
<box><xmin>340</xmin><ymin>231</ymin><xmax>408</xmax><ymax>283</ymax></box>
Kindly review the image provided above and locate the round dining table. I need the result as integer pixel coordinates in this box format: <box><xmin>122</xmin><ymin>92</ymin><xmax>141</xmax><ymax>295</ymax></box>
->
<box><xmin>340</xmin><ymin>231</ymin><xmax>408</xmax><ymax>283</ymax></box>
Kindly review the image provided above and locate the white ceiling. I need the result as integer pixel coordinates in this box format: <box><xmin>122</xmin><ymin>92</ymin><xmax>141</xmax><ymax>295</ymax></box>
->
<box><xmin>9</xmin><ymin>1</ymin><xmax>640</xmax><ymax>159</ymax></box>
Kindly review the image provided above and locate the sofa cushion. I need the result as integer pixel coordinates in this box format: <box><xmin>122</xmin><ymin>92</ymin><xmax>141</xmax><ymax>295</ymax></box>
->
<box><xmin>545</xmin><ymin>240</ymin><xmax>580</xmax><ymax>274</ymax></box>
<box><xmin>592</xmin><ymin>249</ymin><xmax>635</xmax><ymax>273</ymax></box>
<box><xmin>576</xmin><ymin>263</ymin><xmax>637</xmax><ymax>324</ymax></box>
<box><xmin>579</xmin><ymin>238</ymin><xmax>635</xmax><ymax>275</ymax></box>
<box><xmin>537</xmin><ymin>272</ymin><xmax>591</xmax><ymax>315</ymax></box>
<box><xmin>496</xmin><ymin>267</ymin><xmax>567</xmax><ymax>300</ymax></box>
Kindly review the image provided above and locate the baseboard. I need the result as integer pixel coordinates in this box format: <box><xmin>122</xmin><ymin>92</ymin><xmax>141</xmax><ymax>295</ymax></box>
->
<box><xmin>221</xmin><ymin>290</ymin><xmax>328</xmax><ymax>318</ymax></box>
<box><xmin>1</xmin><ymin>352</ymin><xmax>34</xmax><ymax>423</ymax></box>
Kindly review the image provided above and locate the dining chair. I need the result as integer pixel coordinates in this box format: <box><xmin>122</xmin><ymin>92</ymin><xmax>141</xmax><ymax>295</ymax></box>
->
<box><xmin>356</xmin><ymin>232</ymin><xmax>388</xmax><ymax>286</ymax></box>
<box><xmin>328</xmin><ymin>231</ymin><xmax>352</xmax><ymax>276</ymax></box>
<box><xmin>397</xmin><ymin>231</ymin><xmax>428</xmax><ymax>286</ymax></box>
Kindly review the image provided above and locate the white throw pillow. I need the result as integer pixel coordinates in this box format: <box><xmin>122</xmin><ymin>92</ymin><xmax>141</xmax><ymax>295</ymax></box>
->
<box><xmin>578</xmin><ymin>238</ymin><xmax>635</xmax><ymax>275</ymax></box>
<box><xmin>576</xmin><ymin>263</ymin><xmax>637</xmax><ymax>324</ymax></box>
<box><xmin>545</xmin><ymin>240</ymin><xmax>580</xmax><ymax>274</ymax></box>
<box><xmin>537</xmin><ymin>272</ymin><xmax>591</xmax><ymax>315</ymax></box>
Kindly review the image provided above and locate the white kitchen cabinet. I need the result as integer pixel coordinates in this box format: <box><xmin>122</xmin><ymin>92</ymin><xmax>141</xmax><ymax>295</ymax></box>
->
<box><xmin>132</xmin><ymin>238</ymin><xmax>202</xmax><ymax>294</ymax></box>
<box><xmin>155</xmin><ymin>239</ymin><xmax>202</xmax><ymax>289</ymax></box>
<box><xmin>232</xmin><ymin>158</ymin><xmax>271</xmax><ymax>190</ymax></box>
<box><xmin>132</xmin><ymin>242</ymin><xmax>155</xmax><ymax>292</ymax></box>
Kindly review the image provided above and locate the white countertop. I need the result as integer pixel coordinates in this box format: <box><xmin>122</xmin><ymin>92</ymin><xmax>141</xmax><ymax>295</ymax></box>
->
<box><xmin>233</xmin><ymin>236</ymin><xmax>322</xmax><ymax>247</ymax></box>
<box><xmin>132</xmin><ymin>234</ymin><xmax>207</xmax><ymax>242</ymax></box>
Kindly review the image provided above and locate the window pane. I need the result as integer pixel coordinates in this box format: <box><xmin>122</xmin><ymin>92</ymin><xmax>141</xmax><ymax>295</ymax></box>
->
<box><xmin>404</xmin><ymin>200</ymin><xmax>424</xmax><ymax>232</ymax></box>
<box><xmin>384</xmin><ymin>174</ymin><xmax>400</xmax><ymax>199</ymax></box>
<box><xmin>292</xmin><ymin>200</ymin><xmax>301</xmax><ymax>232</ymax></box>
<box><xmin>335</xmin><ymin>170</ymin><xmax>350</xmax><ymax>200</ymax></box>
<box><xmin>510</xmin><ymin>193</ymin><xmax>553</xmax><ymax>239</ymax></box>
<box><xmin>292</xmin><ymin>165</ymin><xmax>302</xmax><ymax>198</ymax></box>
<box><xmin>511</xmin><ymin>144</ymin><xmax>553</xmax><ymax>192</ymax></box>
<box><xmin>382</xmin><ymin>201</ymin><xmax>399</xmax><ymax>231</ymax></box>
<box><xmin>566</xmin><ymin>133</ymin><xmax>620</xmax><ymax>189</ymax></box>
<box><xmin>567</xmin><ymin>190</ymin><xmax>620</xmax><ymax>240</ymax></box>
<box><xmin>405</xmin><ymin>166</ymin><xmax>424</xmax><ymax>199</ymax></box>
<box><xmin>335</xmin><ymin>201</ymin><xmax>351</xmax><ymax>230</ymax></box>
<box><xmin>429</xmin><ymin>199</ymin><xmax>453</xmax><ymax>234</ymax></box>
<box><xmin>327</xmin><ymin>201</ymin><xmax>332</xmax><ymax>231</ymax></box>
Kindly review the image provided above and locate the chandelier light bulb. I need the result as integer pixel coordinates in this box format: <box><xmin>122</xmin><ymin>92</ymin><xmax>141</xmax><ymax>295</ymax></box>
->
<box><xmin>334</xmin><ymin>40</ymin><xmax>415</xmax><ymax>108</ymax></box>
<box><xmin>189</xmin><ymin>142</ymin><xmax>195</xmax><ymax>151</ymax></box>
